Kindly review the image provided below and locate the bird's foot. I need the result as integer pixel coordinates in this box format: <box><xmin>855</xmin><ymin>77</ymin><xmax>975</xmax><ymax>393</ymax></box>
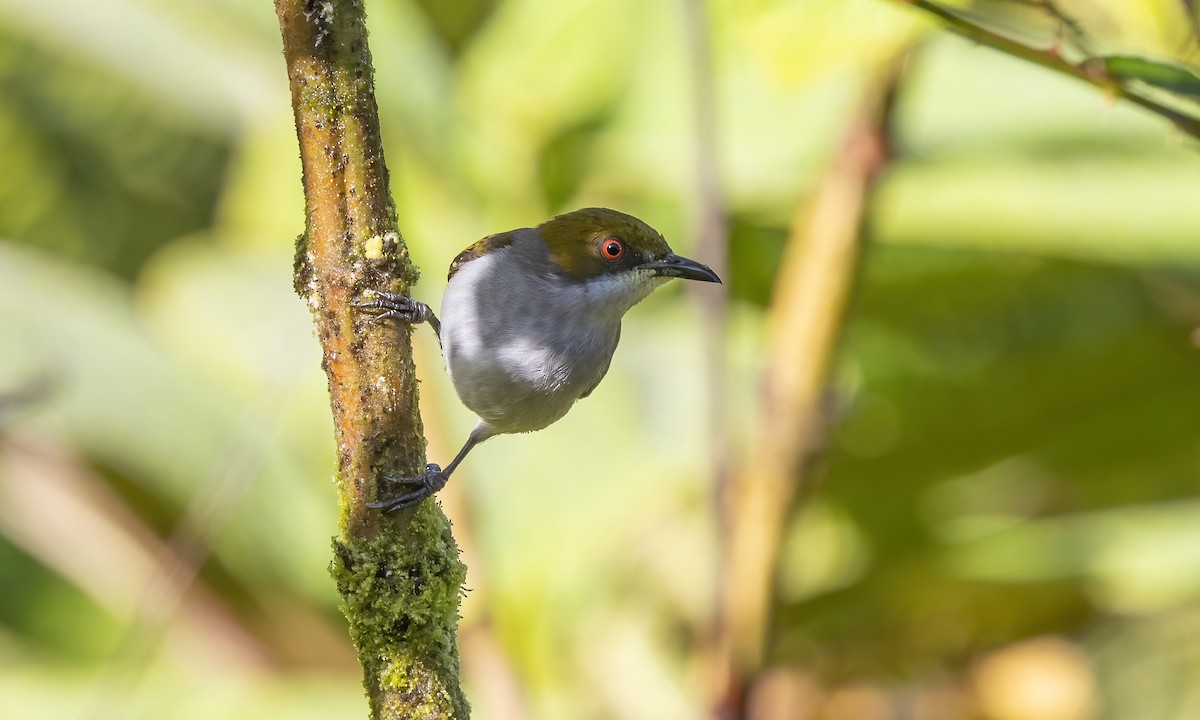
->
<box><xmin>354</xmin><ymin>291</ymin><xmax>435</xmax><ymax>325</ymax></box>
<box><xmin>367</xmin><ymin>463</ymin><xmax>447</xmax><ymax>512</ymax></box>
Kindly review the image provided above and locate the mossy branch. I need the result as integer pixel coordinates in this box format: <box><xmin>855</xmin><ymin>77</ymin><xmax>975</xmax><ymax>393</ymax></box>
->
<box><xmin>274</xmin><ymin>1</ymin><xmax>468</xmax><ymax>717</ymax></box>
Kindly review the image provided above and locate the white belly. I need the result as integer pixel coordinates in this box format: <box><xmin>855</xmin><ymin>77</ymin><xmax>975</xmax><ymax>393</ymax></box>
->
<box><xmin>439</xmin><ymin>250</ymin><xmax>620</xmax><ymax>435</ymax></box>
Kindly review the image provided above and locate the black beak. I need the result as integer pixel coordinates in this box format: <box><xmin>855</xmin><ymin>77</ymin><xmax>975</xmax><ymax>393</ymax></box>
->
<box><xmin>643</xmin><ymin>253</ymin><xmax>722</xmax><ymax>283</ymax></box>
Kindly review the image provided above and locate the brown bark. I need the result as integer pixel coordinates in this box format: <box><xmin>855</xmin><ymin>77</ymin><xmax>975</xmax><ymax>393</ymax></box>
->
<box><xmin>275</xmin><ymin>1</ymin><xmax>468</xmax><ymax>717</ymax></box>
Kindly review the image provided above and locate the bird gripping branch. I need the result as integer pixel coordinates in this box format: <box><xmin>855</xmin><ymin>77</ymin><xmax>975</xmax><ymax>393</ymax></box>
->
<box><xmin>356</xmin><ymin>207</ymin><xmax>721</xmax><ymax>511</ymax></box>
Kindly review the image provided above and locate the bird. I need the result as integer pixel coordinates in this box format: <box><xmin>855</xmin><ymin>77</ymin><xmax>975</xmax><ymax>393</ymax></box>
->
<box><xmin>355</xmin><ymin>207</ymin><xmax>721</xmax><ymax>511</ymax></box>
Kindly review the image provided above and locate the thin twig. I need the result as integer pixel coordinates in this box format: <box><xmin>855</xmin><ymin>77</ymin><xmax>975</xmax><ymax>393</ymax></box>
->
<box><xmin>899</xmin><ymin>0</ymin><xmax>1200</xmax><ymax>140</ymax></box>
<box><xmin>1006</xmin><ymin>0</ymin><xmax>1095</xmax><ymax>55</ymax></box>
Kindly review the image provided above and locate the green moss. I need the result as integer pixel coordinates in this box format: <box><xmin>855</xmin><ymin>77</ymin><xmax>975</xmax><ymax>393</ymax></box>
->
<box><xmin>294</xmin><ymin>231</ymin><xmax>312</xmax><ymax>297</ymax></box>
<box><xmin>331</xmin><ymin>500</ymin><xmax>469</xmax><ymax>719</ymax></box>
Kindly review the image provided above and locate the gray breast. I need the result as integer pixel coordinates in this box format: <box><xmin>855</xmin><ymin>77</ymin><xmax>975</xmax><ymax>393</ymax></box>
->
<box><xmin>438</xmin><ymin>233</ymin><xmax>621</xmax><ymax>435</ymax></box>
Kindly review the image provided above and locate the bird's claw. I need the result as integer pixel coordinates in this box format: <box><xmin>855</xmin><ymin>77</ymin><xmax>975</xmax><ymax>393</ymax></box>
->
<box><xmin>354</xmin><ymin>291</ymin><xmax>431</xmax><ymax>325</ymax></box>
<box><xmin>367</xmin><ymin>463</ymin><xmax>446</xmax><ymax>512</ymax></box>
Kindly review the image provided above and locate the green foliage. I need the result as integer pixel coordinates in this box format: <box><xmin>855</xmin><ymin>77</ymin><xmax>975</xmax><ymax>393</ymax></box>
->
<box><xmin>0</xmin><ymin>27</ymin><xmax>228</xmax><ymax>279</ymax></box>
<box><xmin>410</xmin><ymin>0</ymin><xmax>499</xmax><ymax>56</ymax></box>
<box><xmin>1103</xmin><ymin>54</ymin><xmax>1200</xmax><ymax>101</ymax></box>
<box><xmin>775</xmin><ymin>248</ymin><xmax>1200</xmax><ymax>675</ymax></box>
<box><xmin>726</xmin><ymin>215</ymin><xmax>788</xmax><ymax>307</ymax></box>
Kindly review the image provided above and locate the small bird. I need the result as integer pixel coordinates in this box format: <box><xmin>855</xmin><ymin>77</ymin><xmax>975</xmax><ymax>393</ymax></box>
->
<box><xmin>356</xmin><ymin>207</ymin><xmax>720</xmax><ymax>511</ymax></box>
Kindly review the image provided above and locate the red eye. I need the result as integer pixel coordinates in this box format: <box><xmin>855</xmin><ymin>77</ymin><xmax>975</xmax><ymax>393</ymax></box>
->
<box><xmin>600</xmin><ymin>238</ymin><xmax>624</xmax><ymax>261</ymax></box>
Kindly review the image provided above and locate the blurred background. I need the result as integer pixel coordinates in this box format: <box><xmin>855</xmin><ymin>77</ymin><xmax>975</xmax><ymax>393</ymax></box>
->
<box><xmin>2</xmin><ymin>0</ymin><xmax>1200</xmax><ymax>718</ymax></box>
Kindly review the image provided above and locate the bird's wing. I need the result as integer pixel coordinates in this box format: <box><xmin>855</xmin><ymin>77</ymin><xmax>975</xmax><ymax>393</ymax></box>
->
<box><xmin>579</xmin><ymin>324</ymin><xmax>621</xmax><ymax>399</ymax></box>
<box><xmin>447</xmin><ymin>231</ymin><xmax>518</xmax><ymax>281</ymax></box>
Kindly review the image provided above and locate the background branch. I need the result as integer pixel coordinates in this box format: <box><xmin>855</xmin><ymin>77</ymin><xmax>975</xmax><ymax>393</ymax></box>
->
<box><xmin>715</xmin><ymin>65</ymin><xmax>902</xmax><ymax>719</ymax></box>
<box><xmin>274</xmin><ymin>1</ymin><xmax>467</xmax><ymax>717</ymax></box>
<box><xmin>680</xmin><ymin>0</ymin><xmax>734</xmax><ymax>684</ymax></box>
<box><xmin>897</xmin><ymin>0</ymin><xmax>1200</xmax><ymax>139</ymax></box>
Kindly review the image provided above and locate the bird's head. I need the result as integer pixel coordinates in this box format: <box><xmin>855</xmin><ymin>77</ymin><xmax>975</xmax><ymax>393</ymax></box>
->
<box><xmin>537</xmin><ymin>207</ymin><xmax>721</xmax><ymax>291</ymax></box>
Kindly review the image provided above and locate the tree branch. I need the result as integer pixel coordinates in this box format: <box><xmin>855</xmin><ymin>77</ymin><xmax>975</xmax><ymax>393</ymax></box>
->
<box><xmin>897</xmin><ymin>0</ymin><xmax>1200</xmax><ymax>140</ymax></box>
<box><xmin>274</xmin><ymin>1</ymin><xmax>467</xmax><ymax>717</ymax></box>
<box><xmin>715</xmin><ymin>65</ymin><xmax>902</xmax><ymax>719</ymax></box>
<box><xmin>680</xmin><ymin>0</ymin><xmax>734</xmax><ymax>679</ymax></box>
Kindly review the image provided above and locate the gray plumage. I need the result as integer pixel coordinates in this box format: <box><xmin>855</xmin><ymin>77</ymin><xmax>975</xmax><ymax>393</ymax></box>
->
<box><xmin>355</xmin><ymin>207</ymin><xmax>719</xmax><ymax>511</ymax></box>
<box><xmin>440</xmin><ymin>228</ymin><xmax>666</xmax><ymax>441</ymax></box>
